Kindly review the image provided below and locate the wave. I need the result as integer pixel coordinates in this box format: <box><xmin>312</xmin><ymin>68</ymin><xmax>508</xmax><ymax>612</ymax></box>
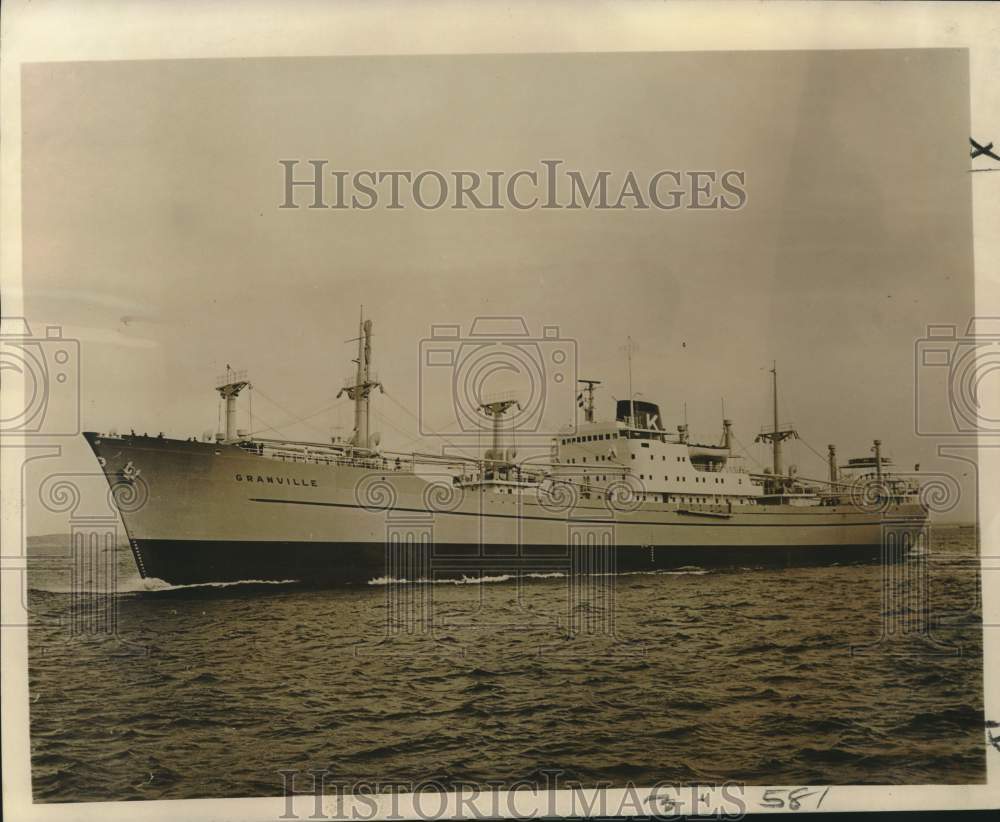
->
<box><xmin>367</xmin><ymin>567</ymin><xmax>712</xmax><ymax>586</ymax></box>
<box><xmin>33</xmin><ymin>564</ymin><xmax>717</xmax><ymax>594</ymax></box>
<box><xmin>30</xmin><ymin>576</ymin><xmax>302</xmax><ymax>594</ymax></box>
<box><xmin>368</xmin><ymin>574</ymin><xmax>516</xmax><ymax>586</ymax></box>
<box><xmin>141</xmin><ymin>577</ymin><xmax>301</xmax><ymax>591</ymax></box>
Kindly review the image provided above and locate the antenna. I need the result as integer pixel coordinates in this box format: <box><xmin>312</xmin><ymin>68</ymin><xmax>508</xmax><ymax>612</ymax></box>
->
<box><xmin>621</xmin><ymin>337</ymin><xmax>638</xmax><ymax>427</ymax></box>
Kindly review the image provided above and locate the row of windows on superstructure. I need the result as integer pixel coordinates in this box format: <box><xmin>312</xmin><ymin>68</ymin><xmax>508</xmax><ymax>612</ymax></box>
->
<box><xmin>592</xmin><ymin>491</ymin><xmax>754</xmax><ymax>505</ymax></box>
<box><xmin>490</xmin><ymin>485</ymin><xmax>758</xmax><ymax>505</ymax></box>
<box><xmin>569</xmin><ymin>477</ymin><xmax>756</xmax><ymax>503</ymax></box>
<box><xmin>565</xmin><ymin>452</ymin><xmax>692</xmax><ymax>466</ymax></box>
<box><xmin>633</xmin><ymin>474</ymin><xmax>743</xmax><ymax>485</ymax></box>
<box><xmin>631</xmin><ymin>454</ymin><xmax>688</xmax><ymax>462</ymax></box>
<box><xmin>562</xmin><ymin>433</ymin><xmax>618</xmax><ymax>444</ymax></box>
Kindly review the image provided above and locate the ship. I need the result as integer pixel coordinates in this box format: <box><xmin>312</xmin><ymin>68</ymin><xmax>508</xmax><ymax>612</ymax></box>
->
<box><xmin>85</xmin><ymin>315</ymin><xmax>929</xmax><ymax>585</ymax></box>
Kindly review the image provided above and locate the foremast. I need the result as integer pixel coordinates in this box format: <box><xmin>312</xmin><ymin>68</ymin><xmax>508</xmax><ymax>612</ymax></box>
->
<box><xmin>216</xmin><ymin>366</ymin><xmax>250</xmax><ymax>442</ymax></box>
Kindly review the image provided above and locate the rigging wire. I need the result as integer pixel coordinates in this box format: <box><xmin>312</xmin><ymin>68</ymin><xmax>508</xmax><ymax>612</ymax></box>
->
<box><xmin>773</xmin><ymin>393</ymin><xmax>837</xmax><ymax>473</ymax></box>
<box><xmin>797</xmin><ymin>435</ymin><xmax>835</xmax><ymax>469</ymax></box>
<box><xmin>249</xmin><ymin>386</ymin><xmax>353</xmax><ymax>438</ymax></box>
<box><xmin>248</xmin><ymin>410</ymin><xmax>292</xmax><ymax>438</ymax></box>
<box><xmin>732</xmin><ymin>431</ymin><xmax>768</xmax><ymax>472</ymax></box>
<box><xmin>380</xmin><ymin>390</ymin><xmax>480</xmax><ymax>458</ymax></box>
<box><xmin>370</xmin><ymin>406</ymin><xmax>424</xmax><ymax>444</ymax></box>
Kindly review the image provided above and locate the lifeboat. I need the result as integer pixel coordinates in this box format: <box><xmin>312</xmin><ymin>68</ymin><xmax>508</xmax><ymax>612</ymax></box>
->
<box><xmin>687</xmin><ymin>443</ymin><xmax>730</xmax><ymax>466</ymax></box>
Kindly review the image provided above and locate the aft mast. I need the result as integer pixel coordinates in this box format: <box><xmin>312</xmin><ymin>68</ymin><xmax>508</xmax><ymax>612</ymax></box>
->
<box><xmin>754</xmin><ymin>362</ymin><xmax>798</xmax><ymax>491</ymax></box>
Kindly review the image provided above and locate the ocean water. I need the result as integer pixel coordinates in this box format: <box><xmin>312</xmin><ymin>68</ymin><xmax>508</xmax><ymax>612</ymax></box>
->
<box><xmin>27</xmin><ymin>525</ymin><xmax>985</xmax><ymax>802</ymax></box>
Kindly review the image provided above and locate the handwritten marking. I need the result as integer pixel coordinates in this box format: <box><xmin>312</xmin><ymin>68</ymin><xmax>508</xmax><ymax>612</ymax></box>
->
<box><xmin>760</xmin><ymin>786</ymin><xmax>831</xmax><ymax>811</ymax></box>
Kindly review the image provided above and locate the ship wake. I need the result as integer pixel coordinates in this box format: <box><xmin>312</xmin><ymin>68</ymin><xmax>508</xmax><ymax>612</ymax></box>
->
<box><xmin>367</xmin><ymin>567</ymin><xmax>712</xmax><ymax>586</ymax></box>
<box><xmin>28</xmin><ymin>577</ymin><xmax>302</xmax><ymax>595</ymax></box>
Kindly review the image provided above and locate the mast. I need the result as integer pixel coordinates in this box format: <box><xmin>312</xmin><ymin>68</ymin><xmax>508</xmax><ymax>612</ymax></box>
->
<box><xmin>754</xmin><ymin>362</ymin><xmax>799</xmax><ymax>486</ymax></box>
<box><xmin>577</xmin><ymin>379</ymin><xmax>601</xmax><ymax>424</ymax></box>
<box><xmin>480</xmin><ymin>398</ymin><xmax>521</xmax><ymax>472</ymax></box>
<box><xmin>216</xmin><ymin>365</ymin><xmax>250</xmax><ymax>442</ymax></box>
<box><xmin>337</xmin><ymin>309</ymin><xmax>383</xmax><ymax>451</ymax></box>
<box><xmin>772</xmin><ymin>365</ymin><xmax>779</xmax><ymax>445</ymax></box>
<box><xmin>828</xmin><ymin>444</ymin><xmax>838</xmax><ymax>484</ymax></box>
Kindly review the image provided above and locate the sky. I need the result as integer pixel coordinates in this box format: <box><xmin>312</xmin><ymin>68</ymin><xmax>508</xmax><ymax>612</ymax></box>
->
<box><xmin>18</xmin><ymin>49</ymin><xmax>977</xmax><ymax>531</ymax></box>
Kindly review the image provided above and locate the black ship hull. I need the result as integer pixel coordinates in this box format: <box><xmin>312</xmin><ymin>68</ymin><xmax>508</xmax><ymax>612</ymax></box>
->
<box><xmin>131</xmin><ymin>539</ymin><xmax>891</xmax><ymax>587</ymax></box>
